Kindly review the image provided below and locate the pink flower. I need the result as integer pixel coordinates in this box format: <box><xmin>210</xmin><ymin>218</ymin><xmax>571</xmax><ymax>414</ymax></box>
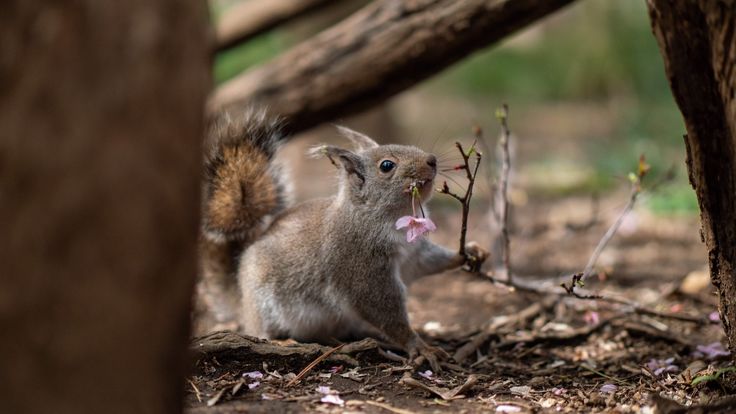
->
<box><xmin>396</xmin><ymin>216</ymin><xmax>436</xmax><ymax>243</ymax></box>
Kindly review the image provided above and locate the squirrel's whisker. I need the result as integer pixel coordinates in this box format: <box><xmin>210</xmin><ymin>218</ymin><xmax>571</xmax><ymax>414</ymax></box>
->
<box><xmin>437</xmin><ymin>171</ymin><xmax>465</xmax><ymax>189</ymax></box>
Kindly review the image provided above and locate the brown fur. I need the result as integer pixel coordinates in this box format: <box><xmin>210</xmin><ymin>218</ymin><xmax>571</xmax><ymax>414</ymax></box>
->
<box><xmin>204</xmin><ymin>143</ymin><xmax>279</xmax><ymax>239</ymax></box>
<box><xmin>198</xmin><ymin>111</ymin><xmax>288</xmax><ymax>325</ymax></box>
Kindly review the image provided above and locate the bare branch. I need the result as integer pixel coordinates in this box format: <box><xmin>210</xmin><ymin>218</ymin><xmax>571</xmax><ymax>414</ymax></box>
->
<box><xmin>496</xmin><ymin>104</ymin><xmax>513</xmax><ymax>283</ymax></box>
<box><xmin>215</xmin><ymin>0</ymin><xmax>336</xmax><ymax>53</ymax></box>
<box><xmin>580</xmin><ymin>186</ymin><xmax>639</xmax><ymax>281</ymax></box>
<box><xmin>481</xmin><ymin>271</ymin><xmax>711</xmax><ymax>325</ymax></box>
<box><xmin>210</xmin><ymin>0</ymin><xmax>577</xmax><ymax>135</ymax></box>
<box><xmin>286</xmin><ymin>343</ymin><xmax>345</xmax><ymax>387</ymax></box>
<box><xmin>439</xmin><ymin>141</ymin><xmax>481</xmax><ymax>263</ymax></box>
<box><xmin>561</xmin><ymin>155</ymin><xmax>651</xmax><ymax>294</ymax></box>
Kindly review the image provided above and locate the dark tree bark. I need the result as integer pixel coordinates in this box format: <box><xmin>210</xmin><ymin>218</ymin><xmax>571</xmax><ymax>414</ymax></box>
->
<box><xmin>647</xmin><ymin>0</ymin><xmax>736</xmax><ymax>350</ymax></box>
<box><xmin>210</xmin><ymin>0</ymin><xmax>576</xmax><ymax>135</ymax></box>
<box><xmin>0</xmin><ymin>2</ymin><xmax>210</xmax><ymax>414</ymax></box>
<box><xmin>216</xmin><ymin>0</ymin><xmax>336</xmax><ymax>52</ymax></box>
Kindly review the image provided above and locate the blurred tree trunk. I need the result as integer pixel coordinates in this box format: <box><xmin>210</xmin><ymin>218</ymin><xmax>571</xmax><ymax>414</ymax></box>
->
<box><xmin>647</xmin><ymin>0</ymin><xmax>736</xmax><ymax>350</ymax></box>
<box><xmin>210</xmin><ymin>0</ymin><xmax>576</xmax><ymax>135</ymax></box>
<box><xmin>0</xmin><ymin>2</ymin><xmax>210</xmax><ymax>414</ymax></box>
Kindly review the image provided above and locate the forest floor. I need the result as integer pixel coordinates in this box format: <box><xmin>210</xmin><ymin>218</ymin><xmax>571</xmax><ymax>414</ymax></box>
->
<box><xmin>186</xmin><ymin>196</ymin><xmax>734</xmax><ymax>413</ymax></box>
<box><xmin>185</xmin><ymin>102</ymin><xmax>735</xmax><ymax>413</ymax></box>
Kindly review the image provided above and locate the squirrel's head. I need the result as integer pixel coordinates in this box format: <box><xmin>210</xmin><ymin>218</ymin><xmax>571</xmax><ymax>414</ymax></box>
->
<box><xmin>311</xmin><ymin>126</ymin><xmax>437</xmax><ymax>216</ymax></box>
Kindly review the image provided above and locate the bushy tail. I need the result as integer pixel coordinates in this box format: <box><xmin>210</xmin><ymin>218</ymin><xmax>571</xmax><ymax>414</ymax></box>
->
<box><xmin>197</xmin><ymin>110</ymin><xmax>290</xmax><ymax>326</ymax></box>
<box><xmin>201</xmin><ymin>110</ymin><xmax>290</xmax><ymax>245</ymax></box>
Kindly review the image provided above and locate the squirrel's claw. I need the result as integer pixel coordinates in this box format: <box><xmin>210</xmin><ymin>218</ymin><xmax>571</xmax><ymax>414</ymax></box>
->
<box><xmin>463</xmin><ymin>241</ymin><xmax>489</xmax><ymax>272</ymax></box>
<box><xmin>409</xmin><ymin>340</ymin><xmax>450</xmax><ymax>373</ymax></box>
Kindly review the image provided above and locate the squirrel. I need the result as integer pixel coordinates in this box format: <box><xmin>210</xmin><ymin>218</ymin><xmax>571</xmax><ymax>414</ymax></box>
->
<box><xmin>199</xmin><ymin>110</ymin><xmax>487</xmax><ymax>371</ymax></box>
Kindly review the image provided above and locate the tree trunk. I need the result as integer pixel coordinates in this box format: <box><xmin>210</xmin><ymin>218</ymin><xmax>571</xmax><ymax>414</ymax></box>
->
<box><xmin>0</xmin><ymin>2</ymin><xmax>210</xmax><ymax>414</ymax></box>
<box><xmin>210</xmin><ymin>0</ymin><xmax>576</xmax><ymax>135</ymax></box>
<box><xmin>647</xmin><ymin>0</ymin><xmax>736</xmax><ymax>350</ymax></box>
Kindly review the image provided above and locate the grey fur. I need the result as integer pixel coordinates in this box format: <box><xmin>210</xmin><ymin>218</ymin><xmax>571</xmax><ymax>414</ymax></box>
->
<box><xmin>237</xmin><ymin>133</ymin><xmax>487</xmax><ymax>369</ymax></box>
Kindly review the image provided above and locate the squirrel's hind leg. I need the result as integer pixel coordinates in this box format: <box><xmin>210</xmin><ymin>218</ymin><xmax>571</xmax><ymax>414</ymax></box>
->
<box><xmin>196</xmin><ymin>237</ymin><xmax>242</xmax><ymax>331</ymax></box>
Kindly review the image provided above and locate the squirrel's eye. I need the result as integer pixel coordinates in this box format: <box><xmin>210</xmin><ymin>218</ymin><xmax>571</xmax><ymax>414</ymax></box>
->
<box><xmin>379</xmin><ymin>160</ymin><xmax>396</xmax><ymax>173</ymax></box>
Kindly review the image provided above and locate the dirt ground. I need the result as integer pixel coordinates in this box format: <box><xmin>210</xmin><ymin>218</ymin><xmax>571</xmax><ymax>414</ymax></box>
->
<box><xmin>186</xmin><ymin>103</ymin><xmax>735</xmax><ymax>413</ymax></box>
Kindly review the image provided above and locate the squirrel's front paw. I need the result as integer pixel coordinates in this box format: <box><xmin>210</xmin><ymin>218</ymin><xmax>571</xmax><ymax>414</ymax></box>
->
<box><xmin>409</xmin><ymin>339</ymin><xmax>450</xmax><ymax>372</ymax></box>
<box><xmin>463</xmin><ymin>241</ymin><xmax>489</xmax><ymax>272</ymax></box>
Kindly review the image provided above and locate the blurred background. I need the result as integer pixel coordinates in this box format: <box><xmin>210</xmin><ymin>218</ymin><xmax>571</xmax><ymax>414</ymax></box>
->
<box><xmin>199</xmin><ymin>0</ymin><xmax>707</xmax><ymax>309</ymax></box>
<box><xmin>212</xmin><ymin>0</ymin><xmax>695</xmax><ymax>216</ymax></box>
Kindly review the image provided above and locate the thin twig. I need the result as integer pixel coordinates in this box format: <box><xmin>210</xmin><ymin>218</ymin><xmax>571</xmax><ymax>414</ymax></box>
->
<box><xmin>439</xmin><ymin>140</ymin><xmax>481</xmax><ymax>263</ymax></box>
<box><xmin>580</xmin><ymin>363</ymin><xmax>630</xmax><ymax>386</ymax></box>
<box><xmin>479</xmin><ymin>271</ymin><xmax>710</xmax><ymax>324</ymax></box>
<box><xmin>561</xmin><ymin>155</ymin><xmax>651</xmax><ymax>294</ymax></box>
<box><xmin>496</xmin><ymin>104</ymin><xmax>513</xmax><ymax>283</ymax></box>
<box><xmin>286</xmin><ymin>343</ymin><xmax>344</xmax><ymax>387</ymax></box>
<box><xmin>188</xmin><ymin>379</ymin><xmax>202</xmax><ymax>403</ymax></box>
<box><xmin>453</xmin><ymin>116</ymin><xmax>710</xmax><ymax>363</ymax></box>
<box><xmin>581</xmin><ymin>185</ymin><xmax>638</xmax><ymax>281</ymax></box>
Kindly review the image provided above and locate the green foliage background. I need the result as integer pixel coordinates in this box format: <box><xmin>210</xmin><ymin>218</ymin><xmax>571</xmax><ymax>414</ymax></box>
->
<box><xmin>212</xmin><ymin>0</ymin><xmax>697</xmax><ymax>215</ymax></box>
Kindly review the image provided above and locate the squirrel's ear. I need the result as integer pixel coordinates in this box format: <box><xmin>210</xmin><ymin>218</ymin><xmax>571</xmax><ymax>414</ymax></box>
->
<box><xmin>310</xmin><ymin>145</ymin><xmax>366</xmax><ymax>189</ymax></box>
<box><xmin>335</xmin><ymin>125</ymin><xmax>379</xmax><ymax>151</ymax></box>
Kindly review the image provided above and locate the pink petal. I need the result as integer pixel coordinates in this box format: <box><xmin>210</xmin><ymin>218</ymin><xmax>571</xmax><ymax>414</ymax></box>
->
<box><xmin>398</xmin><ymin>216</ymin><xmax>436</xmax><ymax>243</ymax></box>
<box><xmin>406</xmin><ymin>225</ymin><xmax>421</xmax><ymax>243</ymax></box>
<box><xmin>395</xmin><ymin>216</ymin><xmax>414</xmax><ymax>229</ymax></box>
<box><xmin>418</xmin><ymin>370</ymin><xmax>433</xmax><ymax>380</ymax></box>
<box><xmin>600</xmin><ymin>383</ymin><xmax>617</xmax><ymax>394</ymax></box>
<box><xmin>583</xmin><ymin>311</ymin><xmax>600</xmax><ymax>326</ymax></box>
<box><xmin>320</xmin><ymin>394</ymin><xmax>344</xmax><ymax>406</ymax></box>
<box><xmin>496</xmin><ymin>405</ymin><xmax>521</xmax><ymax>413</ymax></box>
<box><xmin>316</xmin><ymin>386</ymin><xmax>333</xmax><ymax>395</ymax></box>
<box><xmin>415</xmin><ymin>217</ymin><xmax>437</xmax><ymax>231</ymax></box>
<box><xmin>709</xmin><ymin>311</ymin><xmax>721</xmax><ymax>322</ymax></box>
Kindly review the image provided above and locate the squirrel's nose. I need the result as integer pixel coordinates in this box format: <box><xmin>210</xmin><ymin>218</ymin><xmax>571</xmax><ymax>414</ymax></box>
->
<box><xmin>426</xmin><ymin>155</ymin><xmax>437</xmax><ymax>170</ymax></box>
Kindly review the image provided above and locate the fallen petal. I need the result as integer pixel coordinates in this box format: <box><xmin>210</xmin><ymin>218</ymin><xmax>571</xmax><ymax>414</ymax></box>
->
<box><xmin>600</xmin><ymin>383</ymin><xmax>617</xmax><ymax>394</ymax></box>
<box><xmin>552</xmin><ymin>387</ymin><xmax>566</xmax><ymax>396</ymax></box>
<box><xmin>583</xmin><ymin>310</ymin><xmax>600</xmax><ymax>326</ymax></box>
<box><xmin>496</xmin><ymin>404</ymin><xmax>522</xmax><ymax>413</ymax></box>
<box><xmin>510</xmin><ymin>385</ymin><xmax>531</xmax><ymax>396</ymax></box>
<box><xmin>316</xmin><ymin>386</ymin><xmax>334</xmax><ymax>395</ymax></box>
<box><xmin>418</xmin><ymin>370</ymin><xmax>433</xmax><ymax>380</ymax></box>
<box><xmin>695</xmin><ymin>342</ymin><xmax>730</xmax><ymax>359</ymax></box>
<box><xmin>320</xmin><ymin>394</ymin><xmax>345</xmax><ymax>406</ymax></box>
